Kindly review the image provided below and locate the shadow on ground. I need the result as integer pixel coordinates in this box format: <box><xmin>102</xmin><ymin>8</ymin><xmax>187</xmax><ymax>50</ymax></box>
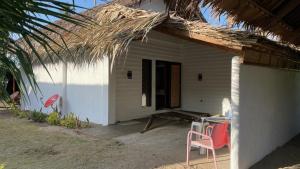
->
<box><xmin>251</xmin><ymin>135</ymin><xmax>300</xmax><ymax>169</ymax></box>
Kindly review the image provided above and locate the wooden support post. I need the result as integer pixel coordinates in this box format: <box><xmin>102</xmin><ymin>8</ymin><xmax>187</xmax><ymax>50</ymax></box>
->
<box><xmin>141</xmin><ymin>115</ymin><xmax>155</xmax><ymax>133</ymax></box>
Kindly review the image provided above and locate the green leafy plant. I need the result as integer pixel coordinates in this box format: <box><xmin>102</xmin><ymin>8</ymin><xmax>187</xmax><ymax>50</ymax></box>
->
<box><xmin>10</xmin><ymin>108</ymin><xmax>22</xmax><ymax>117</ymax></box>
<box><xmin>0</xmin><ymin>163</ymin><xmax>6</xmax><ymax>169</ymax></box>
<box><xmin>60</xmin><ymin>112</ymin><xmax>85</xmax><ymax>129</ymax></box>
<box><xmin>9</xmin><ymin>103</ymin><xmax>21</xmax><ymax>116</ymax></box>
<box><xmin>30</xmin><ymin>111</ymin><xmax>48</xmax><ymax>123</ymax></box>
<box><xmin>9</xmin><ymin>104</ymin><xmax>31</xmax><ymax>119</ymax></box>
<box><xmin>17</xmin><ymin>110</ymin><xmax>31</xmax><ymax>119</ymax></box>
<box><xmin>47</xmin><ymin>112</ymin><xmax>60</xmax><ymax>125</ymax></box>
<box><xmin>81</xmin><ymin>118</ymin><xmax>91</xmax><ymax>128</ymax></box>
<box><xmin>60</xmin><ymin>113</ymin><xmax>81</xmax><ymax>129</ymax></box>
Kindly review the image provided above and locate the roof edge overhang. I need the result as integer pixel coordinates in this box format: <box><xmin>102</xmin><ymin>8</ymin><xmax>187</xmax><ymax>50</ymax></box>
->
<box><xmin>155</xmin><ymin>24</ymin><xmax>300</xmax><ymax>71</ymax></box>
<box><xmin>155</xmin><ymin>25</ymin><xmax>244</xmax><ymax>55</ymax></box>
<box><xmin>25</xmin><ymin>3</ymin><xmax>300</xmax><ymax>71</ymax></box>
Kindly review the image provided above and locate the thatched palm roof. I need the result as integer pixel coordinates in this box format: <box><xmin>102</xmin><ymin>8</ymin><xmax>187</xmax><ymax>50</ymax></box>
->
<box><xmin>31</xmin><ymin>3</ymin><xmax>300</xmax><ymax>69</ymax></box>
<box><xmin>199</xmin><ymin>0</ymin><xmax>300</xmax><ymax>46</ymax></box>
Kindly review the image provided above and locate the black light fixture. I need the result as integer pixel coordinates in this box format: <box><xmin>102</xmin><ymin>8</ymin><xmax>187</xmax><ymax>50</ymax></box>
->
<box><xmin>198</xmin><ymin>73</ymin><xmax>203</xmax><ymax>81</ymax></box>
<box><xmin>127</xmin><ymin>71</ymin><xmax>133</xmax><ymax>79</ymax></box>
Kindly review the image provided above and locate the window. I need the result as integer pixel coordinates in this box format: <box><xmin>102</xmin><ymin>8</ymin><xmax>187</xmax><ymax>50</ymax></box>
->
<box><xmin>142</xmin><ymin>59</ymin><xmax>152</xmax><ymax>107</ymax></box>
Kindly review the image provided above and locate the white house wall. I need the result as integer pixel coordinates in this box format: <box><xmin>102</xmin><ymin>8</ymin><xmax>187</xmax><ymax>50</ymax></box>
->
<box><xmin>237</xmin><ymin>65</ymin><xmax>300</xmax><ymax>169</ymax></box>
<box><xmin>114</xmin><ymin>32</ymin><xmax>183</xmax><ymax>121</ymax></box>
<box><xmin>296</xmin><ymin>74</ymin><xmax>300</xmax><ymax>130</ymax></box>
<box><xmin>66</xmin><ymin>58</ymin><xmax>109</xmax><ymax>125</ymax></box>
<box><xmin>21</xmin><ymin>58</ymin><xmax>110</xmax><ymax>125</ymax></box>
<box><xmin>137</xmin><ymin>0</ymin><xmax>167</xmax><ymax>12</ymax></box>
<box><xmin>21</xmin><ymin>63</ymin><xmax>63</xmax><ymax>113</ymax></box>
<box><xmin>114</xmin><ymin>31</ymin><xmax>234</xmax><ymax>122</ymax></box>
<box><xmin>181</xmin><ymin>42</ymin><xmax>232</xmax><ymax>115</ymax></box>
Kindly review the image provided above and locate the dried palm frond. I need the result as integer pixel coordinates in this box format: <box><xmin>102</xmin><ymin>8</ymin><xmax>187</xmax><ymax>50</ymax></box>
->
<box><xmin>81</xmin><ymin>4</ymin><xmax>167</xmax><ymax>65</ymax></box>
<box><xmin>200</xmin><ymin>0</ymin><xmax>253</xmax><ymax>30</ymax></box>
<box><xmin>33</xmin><ymin>3</ymin><xmax>300</xmax><ymax>69</ymax></box>
<box><xmin>33</xmin><ymin>4</ymin><xmax>168</xmax><ymax>66</ymax></box>
<box><xmin>163</xmin><ymin>0</ymin><xmax>204</xmax><ymax>21</ymax></box>
<box><xmin>198</xmin><ymin>0</ymin><xmax>295</xmax><ymax>44</ymax></box>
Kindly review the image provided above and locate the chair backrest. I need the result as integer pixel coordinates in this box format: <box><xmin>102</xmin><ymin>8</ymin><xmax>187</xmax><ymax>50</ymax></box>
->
<box><xmin>210</xmin><ymin>122</ymin><xmax>229</xmax><ymax>149</ymax></box>
<box><xmin>191</xmin><ymin>121</ymin><xmax>203</xmax><ymax>141</ymax></box>
<box><xmin>191</xmin><ymin>122</ymin><xmax>202</xmax><ymax>132</ymax></box>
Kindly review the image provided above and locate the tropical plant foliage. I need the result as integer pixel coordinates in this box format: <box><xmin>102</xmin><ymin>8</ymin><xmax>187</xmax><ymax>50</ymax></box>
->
<box><xmin>47</xmin><ymin>111</ymin><xmax>60</xmax><ymax>125</ymax></box>
<box><xmin>0</xmin><ymin>163</ymin><xmax>5</xmax><ymax>169</ymax></box>
<box><xmin>30</xmin><ymin>110</ymin><xmax>48</xmax><ymax>122</ymax></box>
<box><xmin>0</xmin><ymin>0</ymin><xmax>89</xmax><ymax>101</ymax></box>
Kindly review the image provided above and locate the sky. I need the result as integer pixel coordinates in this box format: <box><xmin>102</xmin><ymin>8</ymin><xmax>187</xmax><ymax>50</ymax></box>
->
<box><xmin>201</xmin><ymin>5</ymin><xmax>228</xmax><ymax>27</ymax></box>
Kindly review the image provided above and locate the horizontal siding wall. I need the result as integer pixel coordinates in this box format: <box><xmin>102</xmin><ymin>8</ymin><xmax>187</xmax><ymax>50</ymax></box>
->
<box><xmin>138</xmin><ymin>0</ymin><xmax>167</xmax><ymax>12</ymax></box>
<box><xmin>182</xmin><ymin>43</ymin><xmax>233</xmax><ymax>115</ymax></box>
<box><xmin>115</xmin><ymin>31</ymin><xmax>234</xmax><ymax>121</ymax></box>
<box><xmin>115</xmin><ymin>31</ymin><xmax>183</xmax><ymax>121</ymax></box>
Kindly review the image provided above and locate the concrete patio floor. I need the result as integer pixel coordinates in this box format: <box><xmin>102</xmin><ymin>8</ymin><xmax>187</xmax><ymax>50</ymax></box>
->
<box><xmin>0</xmin><ymin>110</ymin><xmax>229</xmax><ymax>169</ymax></box>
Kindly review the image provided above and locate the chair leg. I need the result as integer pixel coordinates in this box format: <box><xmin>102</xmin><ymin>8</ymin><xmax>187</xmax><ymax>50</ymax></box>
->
<box><xmin>212</xmin><ymin>149</ymin><xmax>218</xmax><ymax>169</ymax></box>
<box><xmin>186</xmin><ymin>142</ymin><xmax>190</xmax><ymax>166</ymax></box>
<box><xmin>206</xmin><ymin>149</ymin><xmax>209</xmax><ymax>159</ymax></box>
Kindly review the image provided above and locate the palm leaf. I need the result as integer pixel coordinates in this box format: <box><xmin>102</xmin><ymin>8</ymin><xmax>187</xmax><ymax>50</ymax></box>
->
<box><xmin>0</xmin><ymin>0</ymin><xmax>91</xmax><ymax>102</ymax></box>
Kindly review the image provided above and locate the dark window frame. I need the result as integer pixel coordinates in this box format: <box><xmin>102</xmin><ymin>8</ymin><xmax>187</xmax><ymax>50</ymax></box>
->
<box><xmin>142</xmin><ymin>59</ymin><xmax>152</xmax><ymax>107</ymax></box>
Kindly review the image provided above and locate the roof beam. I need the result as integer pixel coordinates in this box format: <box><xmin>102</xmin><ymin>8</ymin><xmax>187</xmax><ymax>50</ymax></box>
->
<box><xmin>245</xmin><ymin>0</ymin><xmax>294</xmax><ymax>31</ymax></box>
<box><xmin>276</xmin><ymin>0</ymin><xmax>300</xmax><ymax>18</ymax></box>
<box><xmin>271</xmin><ymin>0</ymin><xmax>285</xmax><ymax>10</ymax></box>
<box><xmin>245</xmin><ymin>0</ymin><xmax>273</xmax><ymax>16</ymax></box>
<box><xmin>268</xmin><ymin>0</ymin><xmax>300</xmax><ymax>29</ymax></box>
<box><xmin>243</xmin><ymin>48</ymin><xmax>300</xmax><ymax>71</ymax></box>
<box><xmin>155</xmin><ymin>26</ymin><xmax>244</xmax><ymax>55</ymax></box>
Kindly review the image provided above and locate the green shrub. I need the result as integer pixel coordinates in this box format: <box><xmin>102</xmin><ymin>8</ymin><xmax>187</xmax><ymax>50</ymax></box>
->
<box><xmin>30</xmin><ymin>111</ymin><xmax>48</xmax><ymax>122</ymax></box>
<box><xmin>11</xmin><ymin>109</ymin><xmax>21</xmax><ymax>117</ymax></box>
<box><xmin>60</xmin><ymin>114</ymin><xmax>91</xmax><ymax>129</ymax></box>
<box><xmin>46</xmin><ymin>112</ymin><xmax>60</xmax><ymax>125</ymax></box>
<box><xmin>60</xmin><ymin>113</ymin><xmax>80</xmax><ymax>129</ymax></box>
<box><xmin>81</xmin><ymin>118</ymin><xmax>91</xmax><ymax>128</ymax></box>
<box><xmin>0</xmin><ymin>163</ymin><xmax>6</xmax><ymax>169</ymax></box>
<box><xmin>17</xmin><ymin>111</ymin><xmax>31</xmax><ymax>119</ymax></box>
<box><xmin>9</xmin><ymin>104</ymin><xmax>31</xmax><ymax>119</ymax></box>
<box><xmin>10</xmin><ymin>104</ymin><xmax>22</xmax><ymax>117</ymax></box>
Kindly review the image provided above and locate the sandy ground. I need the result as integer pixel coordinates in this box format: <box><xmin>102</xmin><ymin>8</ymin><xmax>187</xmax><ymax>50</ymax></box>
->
<box><xmin>0</xmin><ymin>110</ymin><xmax>229</xmax><ymax>169</ymax></box>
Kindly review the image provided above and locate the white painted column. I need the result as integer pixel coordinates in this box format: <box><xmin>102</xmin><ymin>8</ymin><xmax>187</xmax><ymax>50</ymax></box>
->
<box><xmin>61</xmin><ymin>61</ymin><xmax>68</xmax><ymax>115</ymax></box>
<box><xmin>108</xmin><ymin>56</ymin><xmax>116</xmax><ymax>125</ymax></box>
<box><xmin>231</xmin><ymin>56</ymin><xmax>241</xmax><ymax>169</ymax></box>
<box><xmin>296</xmin><ymin>74</ymin><xmax>300</xmax><ymax>131</ymax></box>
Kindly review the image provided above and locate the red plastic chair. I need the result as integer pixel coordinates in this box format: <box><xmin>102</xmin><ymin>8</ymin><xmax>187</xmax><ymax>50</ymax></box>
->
<box><xmin>186</xmin><ymin>122</ymin><xmax>230</xmax><ymax>169</ymax></box>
